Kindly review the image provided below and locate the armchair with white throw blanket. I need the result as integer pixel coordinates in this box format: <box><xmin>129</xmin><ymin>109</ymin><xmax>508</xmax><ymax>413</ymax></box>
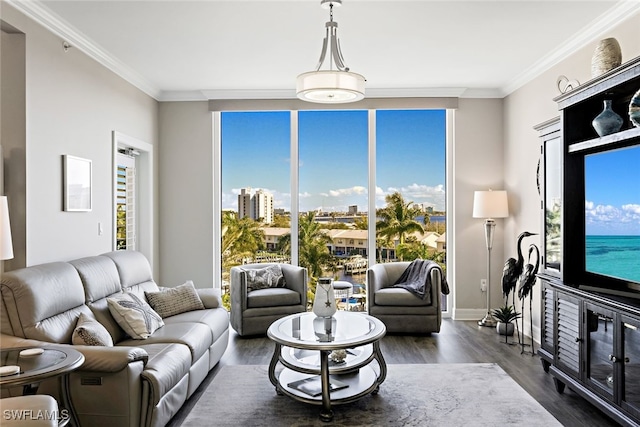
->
<box><xmin>366</xmin><ymin>260</ymin><xmax>448</xmax><ymax>334</ymax></box>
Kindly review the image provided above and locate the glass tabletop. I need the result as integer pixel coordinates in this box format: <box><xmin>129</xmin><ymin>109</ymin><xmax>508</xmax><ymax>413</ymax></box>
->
<box><xmin>0</xmin><ymin>347</ymin><xmax>84</xmax><ymax>386</ymax></box>
<box><xmin>268</xmin><ymin>311</ymin><xmax>386</xmax><ymax>350</ymax></box>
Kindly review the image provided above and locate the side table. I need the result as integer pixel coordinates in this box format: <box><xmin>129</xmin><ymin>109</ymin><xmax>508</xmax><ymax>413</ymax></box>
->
<box><xmin>0</xmin><ymin>347</ymin><xmax>84</xmax><ymax>426</ymax></box>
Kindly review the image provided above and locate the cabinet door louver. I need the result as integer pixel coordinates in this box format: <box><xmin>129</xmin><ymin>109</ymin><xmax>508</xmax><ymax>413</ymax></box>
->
<box><xmin>557</xmin><ymin>295</ymin><xmax>580</xmax><ymax>375</ymax></box>
<box><xmin>543</xmin><ymin>285</ymin><xmax>555</xmax><ymax>350</ymax></box>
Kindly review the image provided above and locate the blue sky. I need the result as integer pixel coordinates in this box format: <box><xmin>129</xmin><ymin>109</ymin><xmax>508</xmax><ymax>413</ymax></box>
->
<box><xmin>221</xmin><ymin>109</ymin><xmax>446</xmax><ymax>213</ymax></box>
<box><xmin>585</xmin><ymin>145</ymin><xmax>640</xmax><ymax>235</ymax></box>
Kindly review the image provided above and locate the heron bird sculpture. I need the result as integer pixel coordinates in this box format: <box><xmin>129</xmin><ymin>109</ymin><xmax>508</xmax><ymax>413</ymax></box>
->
<box><xmin>517</xmin><ymin>243</ymin><xmax>540</xmax><ymax>355</ymax></box>
<box><xmin>501</xmin><ymin>231</ymin><xmax>537</xmax><ymax>343</ymax></box>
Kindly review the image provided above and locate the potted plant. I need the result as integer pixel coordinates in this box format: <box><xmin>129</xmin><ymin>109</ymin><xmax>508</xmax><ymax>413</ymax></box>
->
<box><xmin>492</xmin><ymin>305</ymin><xmax>521</xmax><ymax>342</ymax></box>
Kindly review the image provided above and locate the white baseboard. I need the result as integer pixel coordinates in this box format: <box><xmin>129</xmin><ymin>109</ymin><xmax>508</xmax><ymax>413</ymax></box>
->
<box><xmin>452</xmin><ymin>308</ymin><xmax>488</xmax><ymax>321</ymax></box>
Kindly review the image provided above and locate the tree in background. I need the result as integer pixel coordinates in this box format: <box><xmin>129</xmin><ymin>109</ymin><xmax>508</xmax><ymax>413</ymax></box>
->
<box><xmin>221</xmin><ymin>211</ymin><xmax>265</xmax><ymax>272</ymax></box>
<box><xmin>376</xmin><ymin>192</ymin><xmax>425</xmax><ymax>260</ymax></box>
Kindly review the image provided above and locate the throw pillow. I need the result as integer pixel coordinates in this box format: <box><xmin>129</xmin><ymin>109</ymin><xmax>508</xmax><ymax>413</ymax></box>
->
<box><xmin>244</xmin><ymin>264</ymin><xmax>286</xmax><ymax>292</ymax></box>
<box><xmin>72</xmin><ymin>313</ymin><xmax>114</xmax><ymax>346</ymax></box>
<box><xmin>145</xmin><ymin>280</ymin><xmax>205</xmax><ymax>318</ymax></box>
<box><xmin>107</xmin><ymin>292</ymin><xmax>164</xmax><ymax>339</ymax></box>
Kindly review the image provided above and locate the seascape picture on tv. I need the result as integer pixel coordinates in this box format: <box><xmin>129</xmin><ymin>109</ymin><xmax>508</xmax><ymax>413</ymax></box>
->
<box><xmin>585</xmin><ymin>145</ymin><xmax>640</xmax><ymax>284</ymax></box>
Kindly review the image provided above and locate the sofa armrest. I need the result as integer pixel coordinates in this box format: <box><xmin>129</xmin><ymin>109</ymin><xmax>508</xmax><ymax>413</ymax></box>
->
<box><xmin>0</xmin><ymin>334</ymin><xmax>148</xmax><ymax>372</ymax></box>
<box><xmin>72</xmin><ymin>346</ymin><xmax>148</xmax><ymax>372</ymax></box>
<box><xmin>280</xmin><ymin>264</ymin><xmax>308</xmax><ymax>301</ymax></box>
<box><xmin>0</xmin><ymin>333</ymin><xmax>46</xmax><ymax>349</ymax></box>
<box><xmin>196</xmin><ymin>287</ymin><xmax>222</xmax><ymax>309</ymax></box>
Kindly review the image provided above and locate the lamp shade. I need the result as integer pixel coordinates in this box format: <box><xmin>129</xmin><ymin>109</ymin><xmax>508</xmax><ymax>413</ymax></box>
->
<box><xmin>0</xmin><ymin>196</ymin><xmax>14</xmax><ymax>260</ymax></box>
<box><xmin>296</xmin><ymin>70</ymin><xmax>365</xmax><ymax>104</ymax></box>
<box><xmin>472</xmin><ymin>190</ymin><xmax>509</xmax><ymax>219</ymax></box>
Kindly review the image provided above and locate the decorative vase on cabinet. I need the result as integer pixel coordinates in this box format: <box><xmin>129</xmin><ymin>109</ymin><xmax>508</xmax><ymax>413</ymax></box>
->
<box><xmin>592</xmin><ymin>99</ymin><xmax>623</xmax><ymax>137</ymax></box>
<box><xmin>591</xmin><ymin>37</ymin><xmax>622</xmax><ymax>78</ymax></box>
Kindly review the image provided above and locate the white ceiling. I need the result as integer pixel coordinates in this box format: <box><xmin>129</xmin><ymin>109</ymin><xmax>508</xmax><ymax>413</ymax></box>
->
<box><xmin>7</xmin><ymin>0</ymin><xmax>640</xmax><ymax>101</ymax></box>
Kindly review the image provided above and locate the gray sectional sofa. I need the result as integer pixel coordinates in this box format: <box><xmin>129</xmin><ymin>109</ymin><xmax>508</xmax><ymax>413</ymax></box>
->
<box><xmin>0</xmin><ymin>250</ymin><xmax>229</xmax><ymax>427</ymax></box>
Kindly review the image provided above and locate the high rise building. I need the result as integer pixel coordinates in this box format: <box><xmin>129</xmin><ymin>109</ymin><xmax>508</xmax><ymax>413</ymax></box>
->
<box><xmin>237</xmin><ymin>188</ymin><xmax>274</xmax><ymax>224</ymax></box>
<box><xmin>238</xmin><ymin>188</ymin><xmax>252</xmax><ymax>220</ymax></box>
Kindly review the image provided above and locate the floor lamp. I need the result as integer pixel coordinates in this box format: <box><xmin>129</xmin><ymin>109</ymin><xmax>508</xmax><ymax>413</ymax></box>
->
<box><xmin>1</xmin><ymin>196</ymin><xmax>14</xmax><ymax>263</ymax></box>
<box><xmin>473</xmin><ymin>190</ymin><xmax>509</xmax><ymax>327</ymax></box>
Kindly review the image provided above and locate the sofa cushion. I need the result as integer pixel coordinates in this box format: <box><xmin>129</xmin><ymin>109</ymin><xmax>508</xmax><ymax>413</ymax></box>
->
<box><xmin>243</xmin><ymin>264</ymin><xmax>286</xmax><ymax>292</ymax></box>
<box><xmin>374</xmin><ymin>287</ymin><xmax>433</xmax><ymax>306</ymax></box>
<box><xmin>145</xmin><ymin>281</ymin><xmax>204</xmax><ymax>318</ymax></box>
<box><xmin>0</xmin><ymin>262</ymin><xmax>88</xmax><ymax>341</ymax></box>
<box><xmin>72</xmin><ymin>313</ymin><xmax>114</xmax><ymax>346</ymax></box>
<box><xmin>69</xmin><ymin>256</ymin><xmax>122</xmax><ymax>303</ymax></box>
<box><xmin>102</xmin><ymin>251</ymin><xmax>159</xmax><ymax>295</ymax></box>
<box><xmin>118</xmin><ymin>322</ymin><xmax>212</xmax><ymax>363</ymax></box>
<box><xmin>247</xmin><ymin>287</ymin><xmax>301</xmax><ymax>308</ymax></box>
<box><xmin>107</xmin><ymin>293</ymin><xmax>164</xmax><ymax>339</ymax></box>
<box><xmin>163</xmin><ymin>308</ymin><xmax>230</xmax><ymax>343</ymax></box>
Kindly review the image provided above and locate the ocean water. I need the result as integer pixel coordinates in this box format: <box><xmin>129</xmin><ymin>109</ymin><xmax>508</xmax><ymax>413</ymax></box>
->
<box><xmin>586</xmin><ymin>235</ymin><xmax>640</xmax><ymax>283</ymax></box>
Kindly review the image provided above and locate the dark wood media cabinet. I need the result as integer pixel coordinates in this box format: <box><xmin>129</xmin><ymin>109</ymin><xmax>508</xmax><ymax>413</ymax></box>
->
<box><xmin>536</xmin><ymin>56</ymin><xmax>640</xmax><ymax>426</ymax></box>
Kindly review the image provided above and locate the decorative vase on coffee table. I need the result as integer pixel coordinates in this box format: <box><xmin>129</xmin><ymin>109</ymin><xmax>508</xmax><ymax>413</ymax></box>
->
<box><xmin>313</xmin><ymin>278</ymin><xmax>337</xmax><ymax>318</ymax></box>
<box><xmin>592</xmin><ymin>100</ymin><xmax>623</xmax><ymax>137</ymax></box>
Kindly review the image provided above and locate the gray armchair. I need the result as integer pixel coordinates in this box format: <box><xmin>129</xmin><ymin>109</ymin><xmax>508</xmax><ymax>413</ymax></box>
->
<box><xmin>230</xmin><ymin>263</ymin><xmax>308</xmax><ymax>336</ymax></box>
<box><xmin>366</xmin><ymin>261</ymin><xmax>443</xmax><ymax>334</ymax></box>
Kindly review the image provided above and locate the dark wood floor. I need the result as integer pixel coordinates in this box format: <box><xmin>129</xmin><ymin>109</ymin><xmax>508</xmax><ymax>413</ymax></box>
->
<box><xmin>168</xmin><ymin>319</ymin><xmax>620</xmax><ymax>427</ymax></box>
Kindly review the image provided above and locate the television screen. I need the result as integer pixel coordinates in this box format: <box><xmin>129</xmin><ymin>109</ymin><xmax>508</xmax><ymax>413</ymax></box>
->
<box><xmin>584</xmin><ymin>145</ymin><xmax>640</xmax><ymax>284</ymax></box>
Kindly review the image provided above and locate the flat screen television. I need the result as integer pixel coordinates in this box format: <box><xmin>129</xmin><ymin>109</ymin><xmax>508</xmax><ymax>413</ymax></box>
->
<box><xmin>581</xmin><ymin>144</ymin><xmax>640</xmax><ymax>296</ymax></box>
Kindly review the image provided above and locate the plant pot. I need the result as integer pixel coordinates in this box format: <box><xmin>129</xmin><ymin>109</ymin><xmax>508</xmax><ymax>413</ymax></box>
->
<box><xmin>496</xmin><ymin>322</ymin><xmax>515</xmax><ymax>336</ymax></box>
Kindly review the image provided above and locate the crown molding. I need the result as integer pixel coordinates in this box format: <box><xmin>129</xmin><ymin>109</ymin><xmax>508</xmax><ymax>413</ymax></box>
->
<box><xmin>6</xmin><ymin>0</ymin><xmax>162</xmax><ymax>100</ymax></box>
<box><xmin>8</xmin><ymin>0</ymin><xmax>638</xmax><ymax>102</ymax></box>
<box><xmin>197</xmin><ymin>87</ymin><xmax>469</xmax><ymax>102</ymax></box>
<box><xmin>500</xmin><ymin>1</ymin><xmax>640</xmax><ymax>97</ymax></box>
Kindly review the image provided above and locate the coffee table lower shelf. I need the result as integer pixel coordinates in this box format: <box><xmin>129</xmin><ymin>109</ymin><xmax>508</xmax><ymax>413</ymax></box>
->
<box><xmin>276</xmin><ymin>364</ymin><xmax>380</xmax><ymax>405</ymax></box>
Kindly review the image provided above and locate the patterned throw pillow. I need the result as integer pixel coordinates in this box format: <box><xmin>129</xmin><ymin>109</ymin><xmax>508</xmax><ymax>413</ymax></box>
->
<box><xmin>145</xmin><ymin>280</ymin><xmax>205</xmax><ymax>318</ymax></box>
<box><xmin>244</xmin><ymin>264</ymin><xmax>286</xmax><ymax>292</ymax></box>
<box><xmin>107</xmin><ymin>292</ymin><xmax>164</xmax><ymax>339</ymax></box>
<box><xmin>72</xmin><ymin>313</ymin><xmax>114</xmax><ymax>346</ymax></box>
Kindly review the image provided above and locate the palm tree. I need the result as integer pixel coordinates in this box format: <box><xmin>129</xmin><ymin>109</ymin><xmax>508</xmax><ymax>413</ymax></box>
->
<box><xmin>277</xmin><ymin>212</ymin><xmax>333</xmax><ymax>279</ymax></box>
<box><xmin>354</xmin><ymin>216</ymin><xmax>368</xmax><ymax>230</ymax></box>
<box><xmin>376</xmin><ymin>192</ymin><xmax>425</xmax><ymax>260</ymax></box>
<box><xmin>221</xmin><ymin>211</ymin><xmax>265</xmax><ymax>270</ymax></box>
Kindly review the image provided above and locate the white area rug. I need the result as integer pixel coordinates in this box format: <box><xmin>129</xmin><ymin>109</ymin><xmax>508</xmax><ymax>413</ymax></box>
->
<box><xmin>183</xmin><ymin>363</ymin><xmax>562</xmax><ymax>427</ymax></box>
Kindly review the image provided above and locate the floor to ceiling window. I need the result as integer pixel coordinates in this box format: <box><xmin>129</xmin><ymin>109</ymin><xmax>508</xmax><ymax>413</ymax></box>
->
<box><xmin>219</xmin><ymin>108</ymin><xmax>447</xmax><ymax>312</ymax></box>
<box><xmin>298</xmin><ymin>110</ymin><xmax>369</xmax><ymax>289</ymax></box>
<box><xmin>220</xmin><ymin>112</ymin><xmax>291</xmax><ymax>294</ymax></box>
<box><xmin>376</xmin><ymin>109</ymin><xmax>447</xmax><ymax>309</ymax></box>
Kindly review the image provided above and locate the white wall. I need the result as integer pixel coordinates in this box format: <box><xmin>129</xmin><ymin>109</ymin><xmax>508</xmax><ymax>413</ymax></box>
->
<box><xmin>158</xmin><ymin>102</ymin><xmax>214</xmax><ymax>288</ymax></box>
<box><xmin>1</xmin><ymin>6</ymin><xmax>159</xmax><ymax>270</ymax></box>
<box><xmin>503</xmin><ymin>13</ymin><xmax>640</xmax><ymax>341</ymax></box>
<box><xmin>452</xmin><ymin>98</ymin><xmax>505</xmax><ymax>319</ymax></box>
<box><xmin>1</xmin><ymin>28</ymin><xmax>26</xmax><ymax>271</ymax></box>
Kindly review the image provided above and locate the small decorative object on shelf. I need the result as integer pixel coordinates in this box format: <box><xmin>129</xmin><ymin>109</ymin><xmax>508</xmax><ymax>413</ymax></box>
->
<box><xmin>592</xmin><ymin>99</ymin><xmax>623</xmax><ymax>137</ymax></box>
<box><xmin>329</xmin><ymin>349</ymin><xmax>347</xmax><ymax>364</ymax></box>
<box><xmin>591</xmin><ymin>37</ymin><xmax>622</xmax><ymax>78</ymax></box>
<box><xmin>312</xmin><ymin>278</ymin><xmax>337</xmax><ymax>318</ymax></box>
<box><xmin>629</xmin><ymin>88</ymin><xmax>640</xmax><ymax>128</ymax></box>
<box><xmin>556</xmin><ymin>75</ymin><xmax>580</xmax><ymax>94</ymax></box>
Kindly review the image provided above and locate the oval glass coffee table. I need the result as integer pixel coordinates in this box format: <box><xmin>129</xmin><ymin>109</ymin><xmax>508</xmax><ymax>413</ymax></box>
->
<box><xmin>267</xmin><ymin>311</ymin><xmax>386</xmax><ymax>422</ymax></box>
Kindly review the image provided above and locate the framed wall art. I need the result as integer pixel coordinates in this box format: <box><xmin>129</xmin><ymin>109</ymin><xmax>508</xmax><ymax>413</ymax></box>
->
<box><xmin>63</xmin><ymin>155</ymin><xmax>92</xmax><ymax>212</ymax></box>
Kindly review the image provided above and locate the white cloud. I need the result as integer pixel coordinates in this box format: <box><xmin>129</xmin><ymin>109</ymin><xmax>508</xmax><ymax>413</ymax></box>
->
<box><xmin>586</xmin><ymin>201</ymin><xmax>640</xmax><ymax>233</ymax></box>
<box><xmin>327</xmin><ymin>186</ymin><xmax>367</xmax><ymax>197</ymax></box>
